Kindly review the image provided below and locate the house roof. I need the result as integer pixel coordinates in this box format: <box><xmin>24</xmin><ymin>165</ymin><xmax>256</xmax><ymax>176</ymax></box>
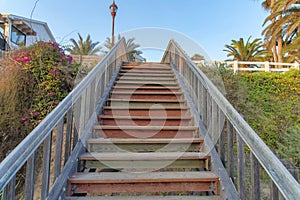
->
<box><xmin>0</xmin><ymin>14</ymin><xmax>55</xmax><ymax>41</ymax></box>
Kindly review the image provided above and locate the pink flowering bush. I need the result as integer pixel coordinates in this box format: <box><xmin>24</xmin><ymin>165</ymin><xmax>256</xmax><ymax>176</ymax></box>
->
<box><xmin>12</xmin><ymin>41</ymin><xmax>78</xmax><ymax>127</ymax></box>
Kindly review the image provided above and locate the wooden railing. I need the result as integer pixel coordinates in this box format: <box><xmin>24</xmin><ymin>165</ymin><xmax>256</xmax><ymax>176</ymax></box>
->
<box><xmin>0</xmin><ymin>38</ymin><xmax>128</xmax><ymax>200</ymax></box>
<box><xmin>162</xmin><ymin>40</ymin><xmax>300</xmax><ymax>200</ymax></box>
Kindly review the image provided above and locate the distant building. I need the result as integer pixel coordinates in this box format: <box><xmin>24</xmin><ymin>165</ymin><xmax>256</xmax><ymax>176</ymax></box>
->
<box><xmin>0</xmin><ymin>13</ymin><xmax>55</xmax><ymax>52</ymax></box>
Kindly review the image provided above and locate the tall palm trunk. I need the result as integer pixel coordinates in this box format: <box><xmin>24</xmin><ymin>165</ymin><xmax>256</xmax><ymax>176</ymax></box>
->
<box><xmin>277</xmin><ymin>14</ymin><xmax>284</xmax><ymax>65</ymax></box>
<box><xmin>271</xmin><ymin>0</ymin><xmax>279</xmax><ymax>63</ymax></box>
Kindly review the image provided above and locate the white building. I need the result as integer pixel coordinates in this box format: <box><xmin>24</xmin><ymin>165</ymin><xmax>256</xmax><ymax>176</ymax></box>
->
<box><xmin>0</xmin><ymin>13</ymin><xmax>55</xmax><ymax>51</ymax></box>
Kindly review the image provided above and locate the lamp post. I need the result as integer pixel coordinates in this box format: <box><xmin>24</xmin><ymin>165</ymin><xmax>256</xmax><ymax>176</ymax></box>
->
<box><xmin>109</xmin><ymin>0</ymin><xmax>118</xmax><ymax>47</ymax></box>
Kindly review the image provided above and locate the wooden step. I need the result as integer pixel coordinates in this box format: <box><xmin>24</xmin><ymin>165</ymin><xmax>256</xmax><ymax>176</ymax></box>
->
<box><xmin>118</xmin><ymin>72</ymin><xmax>175</xmax><ymax>77</ymax></box>
<box><xmin>79</xmin><ymin>152</ymin><xmax>210</xmax><ymax>170</ymax></box>
<box><xmin>102</xmin><ymin>106</ymin><xmax>190</xmax><ymax>117</ymax></box>
<box><xmin>117</xmin><ymin>77</ymin><xmax>176</xmax><ymax>81</ymax></box>
<box><xmin>87</xmin><ymin>138</ymin><xmax>204</xmax><ymax>153</ymax></box>
<box><xmin>119</xmin><ymin>70</ymin><xmax>174</xmax><ymax>74</ymax></box>
<box><xmin>107</xmin><ymin>98</ymin><xmax>186</xmax><ymax>108</ymax></box>
<box><xmin>64</xmin><ymin>196</ymin><xmax>220</xmax><ymax>200</ymax></box>
<box><xmin>98</xmin><ymin>115</ymin><xmax>192</xmax><ymax>126</ymax></box>
<box><xmin>115</xmin><ymin>80</ymin><xmax>178</xmax><ymax>85</ymax></box>
<box><xmin>111</xmin><ymin>86</ymin><xmax>181</xmax><ymax>92</ymax></box>
<box><xmin>121</xmin><ymin>66</ymin><xmax>172</xmax><ymax>70</ymax></box>
<box><xmin>93</xmin><ymin>126</ymin><xmax>198</xmax><ymax>138</ymax></box>
<box><xmin>68</xmin><ymin>172</ymin><xmax>219</xmax><ymax>195</ymax></box>
<box><xmin>110</xmin><ymin>91</ymin><xmax>183</xmax><ymax>100</ymax></box>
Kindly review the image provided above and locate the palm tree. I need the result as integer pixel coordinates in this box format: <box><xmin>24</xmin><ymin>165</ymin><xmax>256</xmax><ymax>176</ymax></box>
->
<box><xmin>263</xmin><ymin>0</ymin><xmax>300</xmax><ymax>62</ymax></box>
<box><xmin>67</xmin><ymin>33</ymin><xmax>101</xmax><ymax>56</ymax></box>
<box><xmin>103</xmin><ymin>35</ymin><xmax>142</xmax><ymax>61</ymax></box>
<box><xmin>224</xmin><ymin>37</ymin><xmax>267</xmax><ymax>64</ymax></box>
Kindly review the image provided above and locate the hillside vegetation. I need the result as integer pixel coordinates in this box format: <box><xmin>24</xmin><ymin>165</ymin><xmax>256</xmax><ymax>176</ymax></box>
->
<box><xmin>203</xmin><ymin>67</ymin><xmax>300</xmax><ymax>168</ymax></box>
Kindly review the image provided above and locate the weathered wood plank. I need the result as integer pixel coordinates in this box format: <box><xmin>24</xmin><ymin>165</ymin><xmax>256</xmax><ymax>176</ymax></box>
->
<box><xmin>41</xmin><ymin>133</ymin><xmax>52</xmax><ymax>200</ymax></box>
<box><xmin>25</xmin><ymin>153</ymin><xmax>36</xmax><ymax>200</ymax></box>
<box><xmin>53</xmin><ymin>119</ymin><xmax>64</xmax><ymax>181</ymax></box>
<box><xmin>251</xmin><ymin>152</ymin><xmax>260</xmax><ymax>200</ymax></box>
<box><xmin>227</xmin><ymin>120</ymin><xmax>235</xmax><ymax>182</ymax></box>
<box><xmin>237</xmin><ymin>134</ymin><xmax>246</xmax><ymax>199</ymax></box>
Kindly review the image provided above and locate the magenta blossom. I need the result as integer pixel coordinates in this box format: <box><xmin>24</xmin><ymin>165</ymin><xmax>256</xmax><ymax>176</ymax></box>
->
<box><xmin>21</xmin><ymin>57</ymin><xmax>31</xmax><ymax>63</ymax></box>
<box><xmin>49</xmin><ymin>70</ymin><xmax>60</xmax><ymax>75</ymax></box>
<box><xmin>67</xmin><ymin>55</ymin><xmax>73</xmax><ymax>63</ymax></box>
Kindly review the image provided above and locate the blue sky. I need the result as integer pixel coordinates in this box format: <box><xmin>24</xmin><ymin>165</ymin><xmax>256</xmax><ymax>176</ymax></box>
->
<box><xmin>0</xmin><ymin>0</ymin><xmax>268</xmax><ymax>61</ymax></box>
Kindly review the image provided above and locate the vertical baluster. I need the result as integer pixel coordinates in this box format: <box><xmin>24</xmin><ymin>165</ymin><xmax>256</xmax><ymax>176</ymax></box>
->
<box><xmin>211</xmin><ymin>100</ymin><xmax>218</xmax><ymax>144</ymax></box>
<box><xmin>271</xmin><ymin>182</ymin><xmax>279</xmax><ymax>200</ymax></box>
<box><xmin>237</xmin><ymin>134</ymin><xmax>246</xmax><ymax>199</ymax></box>
<box><xmin>25</xmin><ymin>153</ymin><xmax>36</xmax><ymax>200</ymax></box>
<box><xmin>218</xmin><ymin>109</ymin><xmax>225</xmax><ymax>165</ymax></box>
<box><xmin>41</xmin><ymin>133</ymin><xmax>52</xmax><ymax>200</ymax></box>
<box><xmin>227</xmin><ymin>121</ymin><xmax>234</xmax><ymax>182</ymax></box>
<box><xmin>53</xmin><ymin>119</ymin><xmax>64</xmax><ymax>181</ymax></box>
<box><xmin>3</xmin><ymin>151</ymin><xmax>16</xmax><ymax>200</ymax></box>
<box><xmin>64</xmin><ymin>110</ymin><xmax>73</xmax><ymax>165</ymax></box>
<box><xmin>3</xmin><ymin>175</ymin><xmax>16</xmax><ymax>200</ymax></box>
<box><xmin>201</xmin><ymin>85</ymin><xmax>207</xmax><ymax>126</ymax></box>
<box><xmin>207</xmin><ymin>95</ymin><xmax>212</xmax><ymax>136</ymax></box>
<box><xmin>251</xmin><ymin>152</ymin><xmax>260</xmax><ymax>200</ymax></box>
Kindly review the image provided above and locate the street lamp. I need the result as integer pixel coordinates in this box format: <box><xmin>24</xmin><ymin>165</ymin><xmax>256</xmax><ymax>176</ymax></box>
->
<box><xmin>109</xmin><ymin>0</ymin><xmax>118</xmax><ymax>47</ymax></box>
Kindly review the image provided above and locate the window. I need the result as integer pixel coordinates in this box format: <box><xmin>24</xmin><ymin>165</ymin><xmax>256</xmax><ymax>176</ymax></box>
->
<box><xmin>11</xmin><ymin>25</ymin><xmax>26</xmax><ymax>46</ymax></box>
<box><xmin>0</xmin><ymin>23</ymin><xmax>5</xmax><ymax>50</ymax></box>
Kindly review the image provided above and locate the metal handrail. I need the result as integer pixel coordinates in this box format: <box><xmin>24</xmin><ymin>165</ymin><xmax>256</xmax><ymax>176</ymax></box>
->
<box><xmin>0</xmin><ymin>37</ymin><xmax>128</xmax><ymax>197</ymax></box>
<box><xmin>162</xmin><ymin>39</ymin><xmax>300</xmax><ymax>199</ymax></box>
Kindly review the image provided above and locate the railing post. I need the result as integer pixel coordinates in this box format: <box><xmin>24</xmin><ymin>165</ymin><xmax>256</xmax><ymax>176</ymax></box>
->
<box><xmin>41</xmin><ymin>133</ymin><xmax>52</xmax><ymax>200</ymax></box>
<box><xmin>237</xmin><ymin>134</ymin><xmax>246</xmax><ymax>199</ymax></box>
<box><xmin>265</xmin><ymin>61</ymin><xmax>270</xmax><ymax>72</ymax></box>
<box><xmin>294</xmin><ymin>61</ymin><xmax>299</xmax><ymax>70</ymax></box>
<box><xmin>233</xmin><ymin>60</ymin><xmax>239</xmax><ymax>74</ymax></box>
<box><xmin>25</xmin><ymin>153</ymin><xmax>36</xmax><ymax>200</ymax></box>
<box><xmin>3</xmin><ymin>151</ymin><xmax>16</xmax><ymax>200</ymax></box>
<box><xmin>250</xmin><ymin>152</ymin><xmax>260</xmax><ymax>200</ymax></box>
<box><xmin>227</xmin><ymin>121</ymin><xmax>235</xmax><ymax>182</ymax></box>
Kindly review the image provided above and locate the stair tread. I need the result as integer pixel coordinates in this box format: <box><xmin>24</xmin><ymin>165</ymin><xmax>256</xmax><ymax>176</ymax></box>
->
<box><xmin>117</xmin><ymin>77</ymin><xmax>176</xmax><ymax>80</ymax></box>
<box><xmin>110</xmin><ymin>91</ymin><xmax>183</xmax><ymax>95</ymax></box>
<box><xmin>115</xmin><ymin>81</ymin><xmax>178</xmax><ymax>85</ymax></box>
<box><xmin>79</xmin><ymin>152</ymin><xmax>209</xmax><ymax>160</ymax></box>
<box><xmin>64</xmin><ymin>196</ymin><xmax>219</xmax><ymax>200</ymax></box>
<box><xmin>119</xmin><ymin>73</ymin><xmax>175</xmax><ymax>76</ymax></box>
<box><xmin>94</xmin><ymin>126</ymin><xmax>198</xmax><ymax>130</ymax></box>
<box><xmin>103</xmin><ymin>106</ymin><xmax>189</xmax><ymax>110</ymax></box>
<box><xmin>112</xmin><ymin>86</ymin><xmax>181</xmax><ymax>89</ymax></box>
<box><xmin>98</xmin><ymin>115</ymin><xmax>192</xmax><ymax>120</ymax></box>
<box><xmin>87</xmin><ymin>138</ymin><xmax>203</xmax><ymax>144</ymax></box>
<box><xmin>107</xmin><ymin>99</ymin><xmax>186</xmax><ymax>103</ymax></box>
<box><xmin>69</xmin><ymin>171</ymin><xmax>218</xmax><ymax>183</ymax></box>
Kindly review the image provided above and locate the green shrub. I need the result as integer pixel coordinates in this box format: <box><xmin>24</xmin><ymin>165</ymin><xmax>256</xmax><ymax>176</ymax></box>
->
<box><xmin>0</xmin><ymin>41</ymin><xmax>78</xmax><ymax>161</ymax></box>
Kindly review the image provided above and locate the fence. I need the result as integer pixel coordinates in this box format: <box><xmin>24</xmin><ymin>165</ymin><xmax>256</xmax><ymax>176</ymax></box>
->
<box><xmin>162</xmin><ymin>40</ymin><xmax>300</xmax><ymax>199</ymax></box>
<box><xmin>0</xmin><ymin>38</ymin><xmax>128</xmax><ymax>200</ymax></box>
<box><xmin>222</xmin><ymin>60</ymin><xmax>299</xmax><ymax>73</ymax></box>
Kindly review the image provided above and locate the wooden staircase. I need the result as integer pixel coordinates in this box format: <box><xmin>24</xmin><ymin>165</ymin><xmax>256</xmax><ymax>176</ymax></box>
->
<box><xmin>66</xmin><ymin>63</ymin><xmax>220</xmax><ymax>199</ymax></box>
